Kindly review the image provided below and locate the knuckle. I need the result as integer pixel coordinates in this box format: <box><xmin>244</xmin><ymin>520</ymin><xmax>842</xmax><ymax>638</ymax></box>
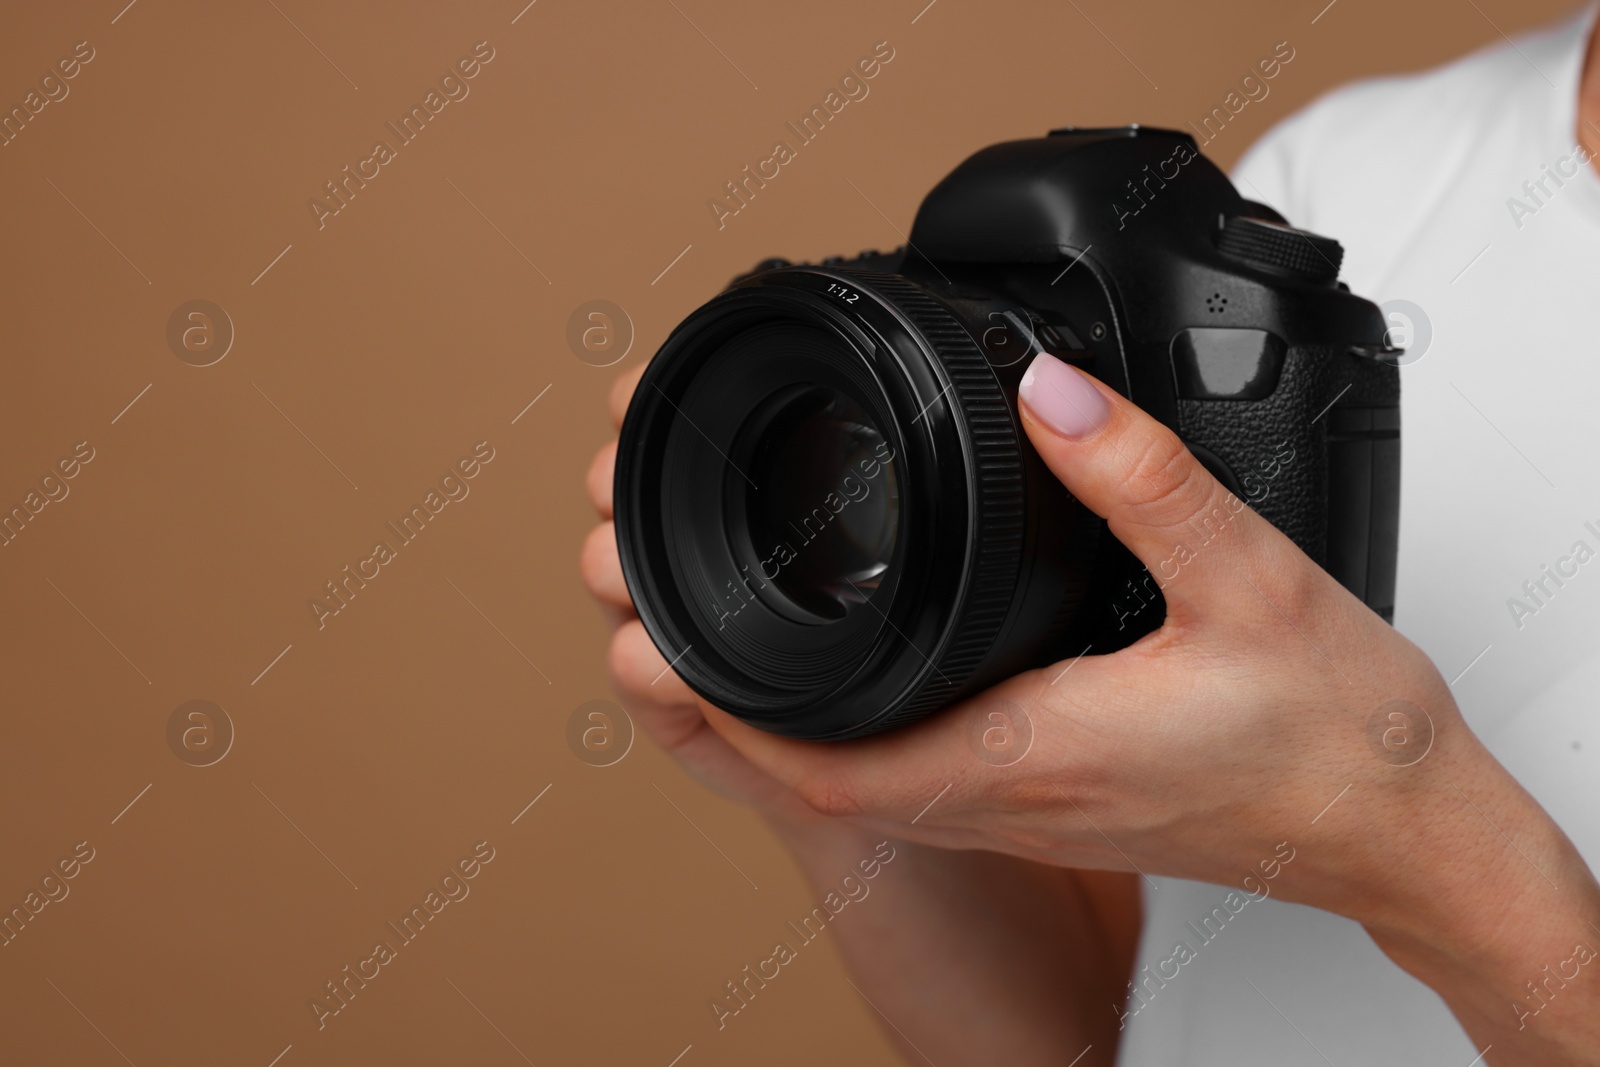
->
<box><xmin>609</xmin><ymin>366</ymin><xmax>644</xmax><ymax>430</ymax></box>
<box><xmin>793</xmin><ymin>771</ymin><xmax>864</xmax><ymax>819</ymax></box>
<box><xmin>608</xmin><ymin>621</ymin><xmax>663</xmax><ymax>694</ymax></box>
<box><xmin>586</xmin><ymin>442</ymin><xmax>616</xmax><ymax>518</ymax></box>
<box><xmin>579</xmin><ymin>523</ymin><xmax>625</xmax><ymax>601</ymax></box>
<box><xmin>1250</xmin><ymin>553</ymin><xmax>1325</xmax><ymax>622</ymax></box>
<box><xmin>579</xmin><ymin>520</ymin><xmax>613</xmax><ymax>567</ymax></box>
<box><xmin>1120</xmin><ymin>429</ymin><xmax>1216</xmax><ymax>532</ymax></box>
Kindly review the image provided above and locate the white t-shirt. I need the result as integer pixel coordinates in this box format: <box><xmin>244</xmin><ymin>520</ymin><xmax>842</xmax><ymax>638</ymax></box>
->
<box><xmin>1121</xmin><ymin>7</ymin><xmax>1600</xmax><ymax>1063</ymax></box>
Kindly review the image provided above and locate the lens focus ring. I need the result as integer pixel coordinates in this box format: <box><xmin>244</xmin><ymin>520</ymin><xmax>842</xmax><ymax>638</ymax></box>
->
<box><xmin>842</xmin><ymin>271</ymin><xmax>1027</xmax><ymax>729</ymax></box>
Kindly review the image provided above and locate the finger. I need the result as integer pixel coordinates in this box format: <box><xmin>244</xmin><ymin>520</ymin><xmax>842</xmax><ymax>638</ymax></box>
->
<box><xmin>587</xmin><ymin>439</ymin><xmax>616</xmax><ymax>519</ymax></box>
<box><xmin>609</xmin><ymin>618</ymin><xmax>698</xmax><ymax>708</ymax></box>
<box><xmin>610</xmin><ymin>363</ymin><xmax>646</xmax><ymax>432</ymax></box>
<box><xmin>1016</xmin><ymin>353</ymin><xmax>1289</xmax><ymax>614</ymax></box>
<box><xmin>581</xmin><ymin>522</ymin><xmax>635</xmax><ymax>611</ymax></box>
<box><xmin>610</xmin><ymin>626</ymin><xmax>934</xmax><ymax>827</ymax></box>
<box><xmin>693</xmin><ymin>662</ymin><xmax>1160</xmax><ymax>867</ymax></box>
<box><xmin>592</xmin><ymin>595</ymin><xmax>635</xmax><ymax>633</ymax></box>
<box><xmin>698</xmin><ymin>705</ymin><xmax>947</xmax><ymax>819</ymax></box>
<box><xmin>614</xmin><ymin>683</ymin><xmax>709</xmax><ymax>753</ymax></box>
<box><xmin>694</xmin><ymin>663</ymin><xmax>1073</xmax><ymax>823</ymax></box>
<box><xmin>618</xmin><ymin>686</ymin><xmax>831</xmax><ymax>820</ymax></box>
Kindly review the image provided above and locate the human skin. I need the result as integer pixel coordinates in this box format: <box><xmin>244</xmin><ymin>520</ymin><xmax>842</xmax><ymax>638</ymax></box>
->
<box><xmin>583</xmin><ymin>358</ymin><xmax>1600</xmax><ymax>1061</ymax></box>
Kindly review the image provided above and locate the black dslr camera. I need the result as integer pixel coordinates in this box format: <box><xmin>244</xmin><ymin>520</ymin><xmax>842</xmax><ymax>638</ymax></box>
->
<box><xmin>614</xmin><ymin>126</ymin><xmax>1399</xmax><ymax>740</ymax></box>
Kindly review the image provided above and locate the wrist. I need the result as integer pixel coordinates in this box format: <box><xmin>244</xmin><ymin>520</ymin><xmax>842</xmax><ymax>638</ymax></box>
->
<box><xmin>1347</xmin><ymin>739</ymin><xmax>1600</xmax><ymax>1048</ymax></box>
<box><xmin>763</xmin><ymin>810</ymin><xmax>897</xmax><ymax>880</ymax></box>
<box><xmin>1364</xmin><ymin>795</ymin><xmax>1593</xmax><ymax>977</ymax></box>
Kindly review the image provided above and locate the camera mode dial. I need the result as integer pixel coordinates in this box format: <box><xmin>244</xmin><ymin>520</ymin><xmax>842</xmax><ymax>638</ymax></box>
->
<box><xmin>1217</xmin><ymin>215</ymin><xmax>1343</xmax><ymax>286</ymax></box>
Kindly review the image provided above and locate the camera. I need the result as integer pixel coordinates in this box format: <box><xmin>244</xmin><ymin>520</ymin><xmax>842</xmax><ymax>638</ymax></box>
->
<box><xmin>613</xmin><ymin>126</ymin><xmax>1400</xmax><ymax>740</ymax></box>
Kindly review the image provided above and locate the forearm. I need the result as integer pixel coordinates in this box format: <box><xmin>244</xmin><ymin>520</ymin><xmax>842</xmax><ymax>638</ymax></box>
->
<box><xmin>770</xmin><ymin>815</ymin><xmax>1138</xmax><ymax>1066</ymax></box>
<box><xmin>1352</xmin><ymin>742</ymin><xmax>1600</xmax><ymax>1064</ymax></box>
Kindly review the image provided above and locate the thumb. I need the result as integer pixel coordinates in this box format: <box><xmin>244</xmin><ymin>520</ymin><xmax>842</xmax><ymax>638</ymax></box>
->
<box><xmin>1016</xmin><ymin>352</ymin><xmax>1280</xmax><ymax>614</ymax></box>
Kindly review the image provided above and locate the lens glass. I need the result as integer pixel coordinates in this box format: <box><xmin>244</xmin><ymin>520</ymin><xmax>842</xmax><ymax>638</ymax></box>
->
<box><xmin>739</xmin><ymin>387</ymin><xmax>899</xmax><ymax>621</ymax></box>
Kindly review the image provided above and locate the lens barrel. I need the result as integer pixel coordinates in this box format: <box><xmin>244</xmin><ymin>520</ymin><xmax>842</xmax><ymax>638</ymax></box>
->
<box><xmin>613</xmin><ymin>267</ymin><xmax>1046</xmax><ymax>740</ymax></box>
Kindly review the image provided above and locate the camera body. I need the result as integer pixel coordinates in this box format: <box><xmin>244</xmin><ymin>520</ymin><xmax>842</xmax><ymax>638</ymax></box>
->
<box><xmin>615</xmin><ymin>126</ymin><xmax>1399</xmax><ymax>740</ymax></box>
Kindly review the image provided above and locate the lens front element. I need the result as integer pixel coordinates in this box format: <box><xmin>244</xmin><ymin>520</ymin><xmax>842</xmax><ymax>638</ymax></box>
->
<box><xmin>739</xmin><ymin>387</ymin><xmax>900</xmax><ymax>623</ymax></box>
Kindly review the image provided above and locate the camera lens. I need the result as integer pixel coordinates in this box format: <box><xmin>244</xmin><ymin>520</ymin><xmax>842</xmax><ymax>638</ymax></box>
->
<box><xmin>614</xmin><ymin>267</ymin><xmax>1112</xmax><ymax>739</ymax></box>
<box><xmin>738</xmin><ymin>387</ymin><xmax>899</xmax><ymax>622</ymax></box>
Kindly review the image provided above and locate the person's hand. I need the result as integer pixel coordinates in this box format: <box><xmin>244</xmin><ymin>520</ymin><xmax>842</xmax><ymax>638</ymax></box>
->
<box><xmin>582</xmin><ymin>354</ymin><xmax>1600</xmax><ymax>1064</ymax></box>
<box><xmin>680</xmin><ymin>352</ymin><xmax>1485</xmax><ymax>897</ymax></box>
<box><xmin>584</xmin><ymin>353</ymin><xmax>1543</xmax><ymax>905</ymax></box>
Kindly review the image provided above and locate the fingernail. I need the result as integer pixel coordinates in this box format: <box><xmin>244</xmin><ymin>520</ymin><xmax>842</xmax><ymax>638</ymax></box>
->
<box><xmin>1019</xmin><ymin>353</ymin><xmax>1110</xmax><ymax>439</ymax></box>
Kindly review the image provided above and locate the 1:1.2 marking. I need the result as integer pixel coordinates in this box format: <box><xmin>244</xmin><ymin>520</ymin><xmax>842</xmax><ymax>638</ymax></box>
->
<box><xmin>825</xmin><ymin>282</ymin><xmax>860</xmax><ymax>305</ymax></box>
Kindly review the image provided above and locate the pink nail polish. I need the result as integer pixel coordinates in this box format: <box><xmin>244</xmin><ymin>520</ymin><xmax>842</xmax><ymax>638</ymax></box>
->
<box><xmin>1019</xmin><ymin>353</ymin><xmax>1110</xmax><ymax>439</ymax></box>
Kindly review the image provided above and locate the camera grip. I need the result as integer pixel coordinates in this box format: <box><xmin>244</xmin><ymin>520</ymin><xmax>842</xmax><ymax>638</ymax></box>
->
<box><xmin>1324</xmin><ymin>355</ymin><xmax>1400</xmax><ymax>622</ymax></box>
<box><xmin>1175</xmin><ymin>345</ymin><xmax>1399</xmax><ymax>621</ymax></box>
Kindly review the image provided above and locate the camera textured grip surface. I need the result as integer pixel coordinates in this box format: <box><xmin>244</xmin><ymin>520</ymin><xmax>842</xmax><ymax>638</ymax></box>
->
<box><xmin>1176</xmin><ymin>344</ymin><xmax>1399</xmax><ymax>588</ymax></box>
<box><xmin>845</xmin><ymin>272</ymin><xmax>1027</xmax><ymax>732</ymax></box>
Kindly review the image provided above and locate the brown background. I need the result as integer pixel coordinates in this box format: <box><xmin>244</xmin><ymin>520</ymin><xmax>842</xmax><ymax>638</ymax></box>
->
<box><xmin>0</xmin><ymin>0</ymin><xmax>1578</xmax><ymax>1063</ymax></box>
